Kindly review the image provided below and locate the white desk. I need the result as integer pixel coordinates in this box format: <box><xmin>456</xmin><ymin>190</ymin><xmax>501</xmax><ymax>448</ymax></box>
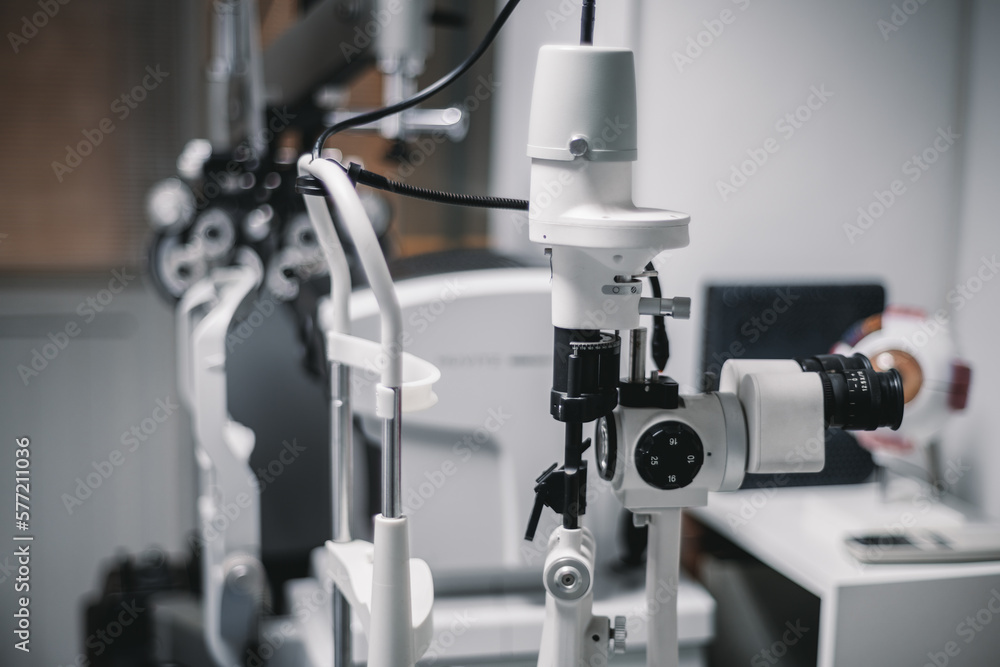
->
<box><xmin>690</xmin><ymin>482</ymin><xmax>1000</xmax><ymax>667</ymax></box>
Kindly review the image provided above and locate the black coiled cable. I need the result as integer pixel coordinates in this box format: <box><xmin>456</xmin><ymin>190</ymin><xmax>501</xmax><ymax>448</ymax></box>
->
<box><xmin>347</xmin><ymin>163</ymin><xmax>528</xmax><ymax>210</ymax></box>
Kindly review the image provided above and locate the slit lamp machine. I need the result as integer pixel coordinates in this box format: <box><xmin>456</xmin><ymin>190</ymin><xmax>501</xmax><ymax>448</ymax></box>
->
<box><xmin>144</xmin><ymin>1</ymin><xmax>908</xmax><ymax>666</ymax></box>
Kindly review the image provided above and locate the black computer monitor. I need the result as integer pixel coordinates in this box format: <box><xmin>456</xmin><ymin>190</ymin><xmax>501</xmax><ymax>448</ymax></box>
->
<box><xmin>700</xmin><ymin>283</ymin><xmax>885</xmax><ymax>488</ymax></box>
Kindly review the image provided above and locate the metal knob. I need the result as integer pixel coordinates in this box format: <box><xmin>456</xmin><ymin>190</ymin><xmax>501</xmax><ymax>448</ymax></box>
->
<box><xmin>638</xmin><ymin>296</ymin><xmax>692</xmax><ymax>319</ymax></box>
<box><xmin>545</xmin><ymin>557</ymin><xmax>591</xmax><ymax>600</ymax></box>
<box><xmin>612</xmin><ymin>615</ymin><xmax>627</xmax><ymax>655</ymax></box>
<box><xmin>568</xmin><ymin>135</ymin><xmax>590</xmax><ymax>157</ymax></box>
<box><xmin>553</xmin><ymin>565</ymin><xmax>583</xmax><ymax>596</ymax></box>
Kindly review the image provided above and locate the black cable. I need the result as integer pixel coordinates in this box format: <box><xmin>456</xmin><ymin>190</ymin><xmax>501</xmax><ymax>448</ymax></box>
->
<box><xmin>580</xmin><ymin>0</ymin><xmax>597</xmax><ymax>45</ymax></box>
<box><xmin>646</xmin><ymin>262</ymin><xmax>670</xmax><ymax>371</ymax></box>
<box><xmin>347</xmin><ymin>162</ymin><xmax>528</xmax><ymax>210</ymax></box>
<box><xmin>312</xmin><ymin>0</ymin><xmax>524</xmax><ymax>159</ymax></box>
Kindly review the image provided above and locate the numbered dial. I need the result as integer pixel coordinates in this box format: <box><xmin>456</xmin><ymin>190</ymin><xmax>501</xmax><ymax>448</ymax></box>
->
<box><xmin>634</xmin><ymin>421</ymin><xmax>704</xmax><ymax>490</ymax></box>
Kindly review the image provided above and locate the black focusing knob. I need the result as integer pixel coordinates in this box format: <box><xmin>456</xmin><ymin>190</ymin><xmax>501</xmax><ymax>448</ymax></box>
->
<box><xmin>634</xmin><ymin>421</ymin><xmax>704</xmax><ymax>490</ymax></box>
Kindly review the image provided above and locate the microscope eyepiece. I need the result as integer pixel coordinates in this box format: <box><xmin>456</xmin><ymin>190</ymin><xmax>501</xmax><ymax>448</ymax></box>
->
<box><xmin>797</xmin><ymin>353</ymin><xmax>904</xmax><ymax>431</ymax></box>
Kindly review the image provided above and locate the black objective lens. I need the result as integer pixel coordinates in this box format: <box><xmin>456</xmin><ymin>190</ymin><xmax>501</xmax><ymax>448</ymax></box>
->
<box><xmin>797</xmin><ymin>352</ymin><xmax>872</xmax><ymax>374</ymax></box>
<box><xmin>796</xmin><ymin>353</ymin><xmax>904</xmax><ymax>431</ymax></box>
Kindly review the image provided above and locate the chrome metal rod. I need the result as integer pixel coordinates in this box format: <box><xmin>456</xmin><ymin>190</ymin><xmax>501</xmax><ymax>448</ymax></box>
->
<box><xmin>381</xmin><ymin>387</ymin><xmax>403</xmax><ymax>518</ymax></box>
<box><xmin>332</xmin><ymin>588</ymin><xmax>352</xmax><ymax>667</ymax></box>
<box><xmin>324</xmin><ymin>107</ymin><xmax>469</xmax><ymax>142</ymax></box>
<box><xmin>628</xmin><ymin>327</ymin><xmax>647</xmax><ymax>384</ymax></box>
<box><xmin>207</xmin><ymin>0</ymin><xmax>265</xmax><ymax>154</ymax></box>
<box><xmin>638</xmin><ymin>297</ymin><xmax>692</xmax><ymax>319</ymax></box>
<box><xmin>329</xmin><ymin>362</ymin><xmax>353</xmax><ymax>667</ymax></box>
<box><xmin>330</xmin><ymin>362</ymin><xmax>353</xmax><ymax>543</ymax></box>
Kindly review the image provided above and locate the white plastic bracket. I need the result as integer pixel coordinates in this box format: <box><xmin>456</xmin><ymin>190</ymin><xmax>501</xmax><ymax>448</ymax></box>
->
<box><xmin>536</xmin><ymin>527</ymin><xmax>612</xmax><ymax>667</ymax></box>
<box><xmin>176</xmin><ymin>261</ymin><xmax>264</xmax><ymax>667</ymax></box>
<box><xmin>323</xmin><ymin>330</ymin><xmax>441</xmax><ymax>416</ymax></box>
<box><xmin>323</xmin><ymin>519</ymin><xmax>435</xmax><ymax>666</ymax></box>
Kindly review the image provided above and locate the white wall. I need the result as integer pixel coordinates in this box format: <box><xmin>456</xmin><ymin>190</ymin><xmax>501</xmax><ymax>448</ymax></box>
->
<box><xmin>489</xmin><ymin>1</ymin><xmax>999</xmax><ymax>514</ymax></box>
<box><xmin>945</xmin><ymin>0</ymin><xmax>1000</xmax><ymax>519</ymax></box>
<box><xmin>631</xmin><ymin>0</ymin><xmax>966</xmax><ymax>388</ymax></box>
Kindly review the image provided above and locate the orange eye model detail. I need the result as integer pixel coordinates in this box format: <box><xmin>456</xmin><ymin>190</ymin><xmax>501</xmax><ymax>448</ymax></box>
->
<box><xmin>872</xmin><ymin>349</ymin><xmax>923</xmax><ymax>404</ymax></box>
